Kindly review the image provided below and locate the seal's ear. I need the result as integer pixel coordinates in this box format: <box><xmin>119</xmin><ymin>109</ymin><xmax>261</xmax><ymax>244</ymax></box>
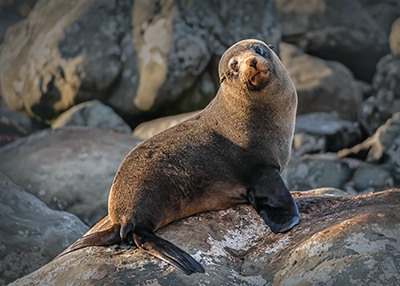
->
<box><xmin>267</xmin><ymin>44</ymin><xmax>275</xmax><ymax>49</ymax></box>
<box><xmin>220</xmin><ymin>75</ymin><xmax>226</xmax><ymax>84</ymax></box>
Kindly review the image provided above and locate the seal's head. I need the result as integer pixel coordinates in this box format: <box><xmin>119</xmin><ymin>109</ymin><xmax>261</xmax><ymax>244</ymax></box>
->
<box><xmin>218</xmin><ymin>39</ymin><xmax>294</xmax><ymax>98</ymax></box>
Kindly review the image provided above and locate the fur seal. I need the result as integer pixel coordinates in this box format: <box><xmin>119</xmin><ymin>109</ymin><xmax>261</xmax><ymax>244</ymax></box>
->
<box><xmin>59</xmin><ymin>39</ymin><xmax>300</xmax><ymax>275</ymax></box>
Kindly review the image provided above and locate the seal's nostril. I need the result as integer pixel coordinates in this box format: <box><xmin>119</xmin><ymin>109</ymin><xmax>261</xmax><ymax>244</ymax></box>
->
<box><xmin>249</xmin><ymin>58</ymin><xmax>257</xmax><ymax>68</ymax></box>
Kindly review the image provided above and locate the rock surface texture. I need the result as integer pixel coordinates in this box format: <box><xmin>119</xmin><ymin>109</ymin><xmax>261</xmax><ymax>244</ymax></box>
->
<box><xmin>0</xmin><ymin>126</ymin><xmax>141</xmax><ymax>226</ymax></box>
<box><xmin>1</xmin><ymin>1</ymin><xmax>400</xmax><ymax>285</ymax></box>
<box><xmin>280</xmin><ymin>43</ymin><xmax>362</xmax><ymax>121</ymax></box>
<box><xmin>277</xmin><ymin>0</ymin><xmax>390</xmax><ymax>81</ymax></box>
<box><xmin>10</xmin><ymin>190</ymin><xmax>400</xmax><ymax>286</ymax></box>
<box><xmin>0</xmin><ymin>0</ymin><xmax>279</xmax><ymax>121</ymax></box>
<box><xmin>51</xmin><ymin>100</ymin><xmax>132</xmax><ymax>134</ymax></box>
<box><xmin>0</xmin><ymin>172</ymin><xmax>88</xmax><ymax>286</ymax></box>
<box><xmin>0</xmin><ymin>105</ymin><xmax>32</xmax><ymax>146</ymax></box>
<box><xmin>358</xmin><ymin>53</ymin><xmax>400</xmax><ymax>135</ymax></box>
<box><xmin>0</xmin><ymin>0</ymin><xmax>37</xmax><ymax>44</ymax></box>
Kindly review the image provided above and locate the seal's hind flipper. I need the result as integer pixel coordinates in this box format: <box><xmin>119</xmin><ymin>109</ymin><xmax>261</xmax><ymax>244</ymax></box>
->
<box><xmin>133</xmin><ymin>230</ymin><xmax>204</xmax><ymax>275</ymax></box>
<box><xmin>56</xmin><ymin>220</ymin><xmax>121</xmax><ymax>258</ymax></box>
<box><xmin>248</xmin><ymin>168</ymin><xmax>300</xmax><ymax>233</ymax></box>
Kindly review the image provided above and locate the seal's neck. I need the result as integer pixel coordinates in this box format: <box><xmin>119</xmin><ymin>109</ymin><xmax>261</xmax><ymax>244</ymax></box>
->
<box><xmin>203</xmin><ymin>84</ymin><xmax>297</xmax><ymax>150</ymax></box>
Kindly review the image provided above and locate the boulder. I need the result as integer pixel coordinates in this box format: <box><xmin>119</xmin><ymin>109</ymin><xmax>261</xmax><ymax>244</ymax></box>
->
<box><xmin>133</xmin><ymin>110</ymin><xmax>200</xmax><ymax>140</ymax></box>
<box><xmin>51</xmin><ymin>100</ymin><xmax>131</xmax><ymax>134</ymax></box>
<box><xmin>0</xmin><ymin>0</ymin><xmax>279</xmax><ymax>121</ymax></box>
<box><xmin>390</xmin><ymin>17</ymin><xmax>400</xmax><ymax>54</ymax></box>
<box><xmin>280</xmin><ymin>43</ymin><xmax>362</xmax><ymax>121</ymax></box>
<box><xmin>10</xmin><ymin>189</ymin><xmax>400</xmax><ymax>285</ymax></box>
<box><xmin>0</xmin><ymin>105</ymin><xmax>32</xmax><ymax>146</ymax></box>
<box><xmin>360</xmin><ymin>0</ymin><xmax>400</xmax><ymax>36</ymax></box>
<box><xmin>0</xmin><ymin>0</ymin><xmax>37</xmax><ymax>44</ymax></box>
<box><xmin>356</xmin><ymin>80</ymin><xmax>373</xmax><ymax>100</ymax></box>
<box><xmin>283</xmin><ymin>154</ymin><xmax>354</xmax><ymax>191</ymax></box>
<box><xmin>277</xmin><ymin>0</ymin><xmax>390</xmax><ymax>81</ymax></box>
<box><xmin>0</xmin><ymin>172</ymin><xmax>88</xmax><ymax>286</ymax></box>
<box><xmin>358</xmin><ymin>53</ymin><xmax>400</xmax><ymax>135</ymax></box>
<box><xmin>284</xmin><ymin>153</ymin><xmax>397</xmax><ymax>194</ymax></box>
<box><xmin>293</xmin><ymin>112</ymin><xmax>363</xmax><ymax>157</ymax></box>
<box><xmin>339</xmin><ymin>112</ymin><xmax>400</xmax><ymax>182</ymax></box>
<box><xmin>0</xmin><ymin>126</ymin><xmax>141</xmax><ymax>226</ymax></box>
<box><xmin>345</xmin><ymin>164</ymin><xmax>394</xmax><ymax>194</ymax></box>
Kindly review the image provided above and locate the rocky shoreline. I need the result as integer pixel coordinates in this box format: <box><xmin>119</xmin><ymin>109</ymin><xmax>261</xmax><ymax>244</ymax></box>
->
<box><xmin>1</xmin><ymin>0</ymin><xmax>400</xmax><ymax>285</ymax></box>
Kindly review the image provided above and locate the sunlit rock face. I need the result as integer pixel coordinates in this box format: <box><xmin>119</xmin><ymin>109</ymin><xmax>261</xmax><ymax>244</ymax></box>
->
<box><xmin>0</xmin><ymin>0</ymin><xmax>279</xmax><ymax>121</ymax></box>
<box><xmin>9</xmin><ymin>189</ymin><xmax>400</xmax><ymax>286</ymax></box>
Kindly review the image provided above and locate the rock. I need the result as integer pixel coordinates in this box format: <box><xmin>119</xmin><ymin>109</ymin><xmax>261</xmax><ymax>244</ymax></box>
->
<box><xmin>0</xmin><ymin>126</ymin><xmax>141</xmax><ymax>226</ymax></box>
<box><xmin>346</xmin><ymin>164</ymin><xmax>394</xmax><ymax>194</ymax></box>
<box><xmin>293</xmin><ymin>112</ymin><xmax>363</xmax><ymax>157</ymax></box>
<box><xmin>358</xmin><ymin>53</ymin><xmax>400</xmax><ymax>135</ymax></box>
<box><xmin>0</xmin><ymin>105</ymin><xmax>32</xmax><ymax>146</ymax></box>
<box><xmin>51</xmin><ymin>100</ymin><xmax>131</xmax><ymax>134</ymax></box>
<box><xmin>133</xmin><ymin>110</ymin><xmax>200</xmax><ymax>140</ymax></box>
<box><xmin>277</xmin><ymin>0</ymin><xmax>390</xmax><ymax>81</ymax></box>
<box><xmin>360</xmin><ymin>0</ymin><xmax>400</xmax><ymax>36</ymax></box>
<box><xmin>390</xmin><ymin>17</ymin><xmax>400</xmax><ymax>54</ymax></box>
<box><xmin>300</xmin><ymin>187</ymin><xmax>350</xmax><ymax>197</ymax></box>
<box><xmin>356</xmin><ymin>80</ymin><xmax>373</xmax><ymax>100</ymax></box>
<box><xmin>284</xmin><ymin>152</ymin><xmax>398</xmax><ymax>194</ymax></box>
<box><xmin>0</xmin><ymin>0</ymin><xmax>279</xmax><ymax>121</ymax></box>
<box><xmin>280</xmin><ymin>43</ymin><xmax>362</xmax><ymax>121</ymax></box>
<box><xmin>10</xmin><ymin>190</ymin><xmax>400</xmax><ymax>285</ymax></box>
<box><xmin>0</xmin><ymin>172</ymin><xmax>88</xmax><ymax>286</ymax></box>
<box><xmin>0</xmin><ymin>0</ymin><xmax>37</xmax><ymax>44</ymax></box>
<box><xmin>283</xmin><ymin>154</ymin><xmax>354</xmax><ymax>191</ymax></box>
<box><xmin>339</xmin><ymin>112</ymin><xmax>400</xmax><ymax>182</ymax></box>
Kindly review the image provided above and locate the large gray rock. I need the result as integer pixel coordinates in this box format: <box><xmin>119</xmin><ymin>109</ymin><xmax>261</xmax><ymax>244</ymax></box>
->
<box><xmin>51</xmin><ymin>100</ymin><xmax>131</xmax><ymax>134</ymax></box>
<box><xmin>293</xmin><ymin>112</ymin><xmax>363</xmax><ymax>157</ymax></box>
<box><xmin>0</xmin><ymin>0</ymin><xmax>37</xmax><ymax>44</ymax></box>
<box><xmin>283</xmin><ymin>154</ymin><xmax>354</xmax><ymax>191</ymax></box>
<box><xmin>284</xmin><ymin>153</ymin><xmax>397</xmax><ymax>194</ymax></box>
<box><xmin>0</xmin><ymin>126</ymin><xmax>141</xmax><ymax>226</ymax></box>
<box><xmin>0</xmin><ymin>0</ymin><xmax>279</xmax><ymax>121</ymax></box>
<box><xmin>133</xmin><ymin>110</ymin><xmax>200</xmax><ymax>140</ymax></box>
<box><xmin>277</xmin><ymin>0</ymin><xmax>390</xmax><ymax>81</ymax></box>
<box><xmin>0</xmin><ymin>172</ymin><xmax>88</xmax><ymax>286</ymax></box>
<box><xmin>340</xmin><ymin>112</ymin><xmax>400</xmax><ymax>183</ymax></box>
<box><xmin>358</xmin><ymin>53</ymin><xmax>400</xmax><ymax>135</ymax></box>
<box><xmin>0</xmin><ymin>105</ymin><xmax>32</xmax><ymax>146</ymax></box>
<box><xmin>360</xmin><ymin>0</ymin><xmax>400</xmax><ymax>36</ymax></box>
<box><xmin>10</xmin><ymin>190</ymin><xmax>400</xmax><ymax>285</ymax></box>
<box><xmin>280</xmin><ymin>43</ymin><xmax>362</xmax><ymax>121</ymax></box>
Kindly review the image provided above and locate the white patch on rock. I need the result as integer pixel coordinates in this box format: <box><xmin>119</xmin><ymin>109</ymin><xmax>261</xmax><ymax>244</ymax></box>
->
<box><xmin>294</xmin><ymin>234</ymin><xmax>333</xmax><ymax>258</ymax></box>
<box><xmin>228</xmin><ymin>269</ymin><xmax>267</xmax><ymax>286</ymax></box>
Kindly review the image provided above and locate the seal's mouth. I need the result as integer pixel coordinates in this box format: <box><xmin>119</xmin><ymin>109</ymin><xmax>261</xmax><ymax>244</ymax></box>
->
<box><xmin>247</xmin><ymin>70</ymin><xmax>269</xmax><ymax>90</ymax></box>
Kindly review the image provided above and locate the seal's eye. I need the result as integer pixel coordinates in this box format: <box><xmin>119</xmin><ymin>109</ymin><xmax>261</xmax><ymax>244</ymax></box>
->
<box><xmin>230</xmin><ymin>60</ymin><xmax>238</xmax><ymax>71</ymax></box>
<box><xmin>255</xmin><ymin>46</ymin><xmax>265</xmax><ymax>57</ymax></box>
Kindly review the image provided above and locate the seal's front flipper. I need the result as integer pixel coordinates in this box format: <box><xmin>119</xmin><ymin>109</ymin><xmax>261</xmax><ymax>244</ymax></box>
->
<box><xmin>248</xmin><ymin>168</ymin><xmax>300</xmax><ymax>233</ymax></box>
<box><xmin>133</xmin><ymin>230</ymin><xmax>205</xmax><ymax>275</ymax></box>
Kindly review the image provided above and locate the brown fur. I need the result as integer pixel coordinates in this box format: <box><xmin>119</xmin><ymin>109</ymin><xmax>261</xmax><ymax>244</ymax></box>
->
<box><xmin>59</xmin><ymin>39</ymin><xmax>299</xmax><ymax>275</ymax></box>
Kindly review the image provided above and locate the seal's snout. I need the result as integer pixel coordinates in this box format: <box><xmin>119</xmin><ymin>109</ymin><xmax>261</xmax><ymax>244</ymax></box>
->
<box><xmin>244</xmin><ymin>55</ymin><xmax>270</xmax><ymax>90</ymax></box>
<box><xmin>248</xmin><ymin>57</ymin><xmax>258</xmax><ymax>68</ymax></box>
